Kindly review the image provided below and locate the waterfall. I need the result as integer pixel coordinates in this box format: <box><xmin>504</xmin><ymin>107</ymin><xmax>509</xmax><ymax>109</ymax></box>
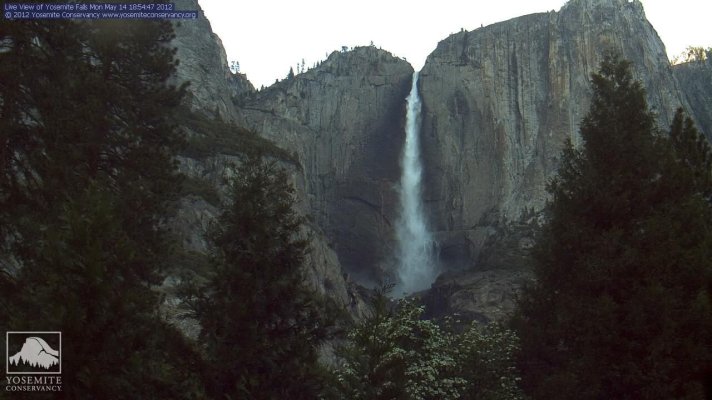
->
<box><xmin>395</xmin><ymin>71</ymin><xmax>438</xmax><ymax>295</ymax></box>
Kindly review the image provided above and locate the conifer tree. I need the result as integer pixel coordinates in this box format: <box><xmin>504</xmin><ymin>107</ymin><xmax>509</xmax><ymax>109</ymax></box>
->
<box><xmin>6</xmin><ymin>183</ymin><xmax>206</xmax><ymax>398</ymax></box>
<box><xmin>514</xmin><ymin>54</ymin><xmax>712</xmax><ymax>399</ymax></box>
<box><xmin>1</xmin><ymin>19</ymin><xmax>185</xmax><ymax>274</ymax></box>
<box><xmin>183</xmin><ymin>152</ymin><xmax>334</xmax><ymax>399</ymax></box>
<box><xmin>670</xmin><ymin>108</ymin><xmax>712</xmax><ymax>198</ymax></box>
<box><xmin>0</xmin><ymin>17</ymin><xmax>201</xmax><ymax>397</ymax></box>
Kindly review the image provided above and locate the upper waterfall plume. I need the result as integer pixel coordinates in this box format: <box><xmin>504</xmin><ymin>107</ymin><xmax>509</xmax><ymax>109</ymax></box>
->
<box><xmin>395</xmin><ymin>71</ymin><xmax>438</xmax><ymax>295</ymax></box>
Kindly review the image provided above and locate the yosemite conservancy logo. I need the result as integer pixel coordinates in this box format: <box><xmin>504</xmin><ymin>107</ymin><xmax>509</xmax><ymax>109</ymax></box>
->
<box><xmin>5</xmin><ymin>332</ymin><xmax>62</xmax><ymax>392</ymax></box>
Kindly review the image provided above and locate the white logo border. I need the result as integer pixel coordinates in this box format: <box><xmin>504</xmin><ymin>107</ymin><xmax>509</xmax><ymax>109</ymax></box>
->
<box><xmin>6</xmin><ymin>331</ymin><xmax>62</xmax><ymax>375</ymax></box>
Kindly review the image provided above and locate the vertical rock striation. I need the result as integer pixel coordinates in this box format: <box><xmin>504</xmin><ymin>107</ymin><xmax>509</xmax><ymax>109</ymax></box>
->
<box><xmin>163</xmin><ymin>0</ymin><xmax>712</xmax><ymax>323</ymax></box>
<box><xmin>236</xmin><ymin>47</ymin><xmax>414</xmax><ymax>283</ymax></box>
<box><xmin>163</xmin><ymin>2</ymin><xmax>371</xmax><ymax>326</ymax></box>
<box><xmin>170</xmin><ymin>0</ymin><xmax>253</xmax><ymax>124</ymax></box>
<box><xmin>419</xmin><ymin>0</ymin><xmax>688</xmax><ymax>270</ymax></box>
<box><xmin>673</xmin><ymin>58</ymin><xmax>712</xmax><ymax>140</ymax></box>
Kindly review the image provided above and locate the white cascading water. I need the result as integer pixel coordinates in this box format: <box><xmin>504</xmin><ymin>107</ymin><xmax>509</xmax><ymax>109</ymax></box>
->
<box><xmin>395</xmin><ymin>71</ymin><xmax>438</xmax><ymax>295</ymax></box>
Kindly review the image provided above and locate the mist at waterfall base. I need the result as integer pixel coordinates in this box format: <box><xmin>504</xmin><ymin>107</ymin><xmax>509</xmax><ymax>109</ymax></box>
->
<box><xmin>394</xmin><ymin>72</ymin><xmax>439</xmax><ymax>296</ymax></box>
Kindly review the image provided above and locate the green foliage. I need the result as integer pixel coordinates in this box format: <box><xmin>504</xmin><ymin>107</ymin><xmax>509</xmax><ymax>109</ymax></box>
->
<box><xmin>0</xmin><ymin>16</ymin><xmax>205</xmax><ymax>397</ymax></box>
<box><xmin>334</xmin><ymin>289</ymin><xmax>524</xmax><ymax>400</ymax></box>
<box><xmin>514</xmin><ymin>54</ymin><xmax>712</xmax><ymax>399</ymax></box>
<box><xmin>0</xmin><ymin>18</ymin><xmax>185</xmax><ymax>268</ymax></box>
<box><xmin>455</xmin><ymin>324</ymin><xmax>524</xmax><ymax>400</ymax></box>
<box><xmin>672</xmin><ymin>46</ymin><xmax>712</xmax><ymax>64</ymax></box>
<box><xmin>2</xmin><ymin>183</ymin><xmax>207</xmax><ymax>399</ymax></box>
<box><xmin>174</xmin><ymin>108</ymin><xmax>299</xmax><ymax>166</ymax></box>
<box><xmin>670</xmin><ymin>108</ymin><xmax>712</xmax><ymax>198</ymax></box>
<box><xmin>182</xmin><ymin>152</ymin><xmax>335</xmax><ymax>399</ymax></box>
<box><xmin>335</xmin><ymin>293</ymin><xmax>462</xmax><ymax>400</ymax></box>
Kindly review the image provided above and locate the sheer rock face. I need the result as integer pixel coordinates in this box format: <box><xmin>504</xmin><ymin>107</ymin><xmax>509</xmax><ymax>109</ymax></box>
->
<box><xmin>170</xmin><ymin>0</ymin><xmax>253</xmax><ymax>124</ymax></box>
<box><xmin>418</xmin><ymin>0</ymin><xmax>687</xmax><ymax>270</ymax></box>
<box><xmin>168</xmin><ymin>151</ymin><xmax>365</xmax><ymax>317</ymax></box>
<box><xmin>166</xmin><ymin>0</ymin><xmax>712</xmax><ymax>324</ymax></box>
<box><xmin>164</xmin><ymin>2</ymin><xmax>368</xmax><ymax>321</ymax></box>
<box><xmin>674</xmin><ymin>59</ymin><xmax>712</xmax><ymax>141</ymax></box>
<box><xmin>235</xmin><ymin>47</ymin><xmax>414</xmax><ymax>283</ymax></box>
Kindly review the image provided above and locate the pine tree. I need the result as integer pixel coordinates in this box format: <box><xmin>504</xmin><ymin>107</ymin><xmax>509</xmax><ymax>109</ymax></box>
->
<box><xmin>0</xmin><ymin>17</ymin><xmax>201</xmax><ymax>397</ymax></box>
<box><xmin>0</xmin><ymin>19</ymin><xmax>185</xmax><ymax>263</ymax></box>
<box><xmin>5</xmin><ymin>183</ymin><xmax>206</xmax><ymax>398</ymax></box>
<box><xmin>183</xmin><ymin>152</ymin><xmax>334</xmax><ymax>399</ymax></box>
<box><xmin>513</xmin><ymin>54</ymin><xmax>712</xmax><ymax>399</ymax></box>
<box><xmin>670</xmin><ymin>108</ymin><xmax>712</xmax><ymax>199</ymax></box>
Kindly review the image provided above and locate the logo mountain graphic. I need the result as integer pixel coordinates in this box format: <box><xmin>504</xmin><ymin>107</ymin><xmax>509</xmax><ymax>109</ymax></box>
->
<box><xmin>8</xmin><ymin>337</ymin><xmax>59</xmax><ymax>370</ymax></box>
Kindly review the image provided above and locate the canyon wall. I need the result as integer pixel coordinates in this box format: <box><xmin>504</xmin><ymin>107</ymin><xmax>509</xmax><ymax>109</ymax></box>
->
<box><xmin>674</xmin><ymin>57</ymin><xmax>712</xmax><ymax>141</ymax></box>
<box><xmin>165</xmin><ymin>0</ymin><xmax>712</xmax><ymax>322</ymax></box>
<box><xmin>419</xmin><ymin>0</ymin><xmax>689</xmax><ymax>269</ymax></box>
<box><xmin>235</xmin><ymin>48</ymin><xmax>413</xmax><ymax>283</ymax></box>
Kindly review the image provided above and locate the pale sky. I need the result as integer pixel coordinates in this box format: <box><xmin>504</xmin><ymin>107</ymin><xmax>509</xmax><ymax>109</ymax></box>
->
<box><xmin>199</xmin><ymin>0</ymin><xmax>712</xmax><ymax>89</ymax></box>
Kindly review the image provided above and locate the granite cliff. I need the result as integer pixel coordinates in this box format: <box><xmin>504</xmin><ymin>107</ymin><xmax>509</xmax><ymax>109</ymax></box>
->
<box><xmin>673</xmin><ymin>55</ymin><xmax>712</xmax><ymax>141</ymax></box>
<box><xmin>235</xmin><ymin>48</ymin><xmax>413</xmax><ymax>283</ymax></box>
<box><xmin>162</xmin><ymin>2</ymin><xmax>387</xmax><ymax>331</ymax></box>
<box><xmin>415</xmin><ymin>0</ymin><xmax>712</xmax><ymax>321</ymax></box>
<box><xmin>169</xmin><ymin>0</ymin><xmax>253</xmax><ymax>124</ymax></box>
<box><xmin>419</xmin><ymin>0</ymin><xmax>689</xmax><ymax>272</ymax></box>
<box><xmin>163</xmin><ymin>0</ymin><xmax>711</xmax><ymax>325</ymax></box>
